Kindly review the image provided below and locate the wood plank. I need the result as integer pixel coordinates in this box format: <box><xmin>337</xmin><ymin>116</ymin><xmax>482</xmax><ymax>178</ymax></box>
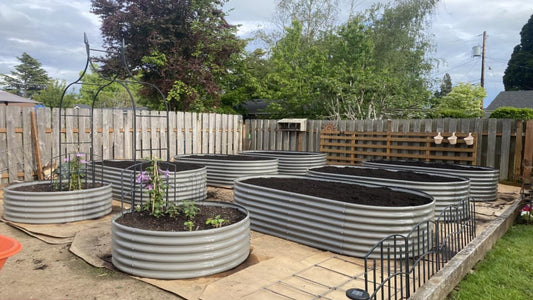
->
<box><xmin>513</xmin><ymin>121</ymin><xmax>524</xmax><ymax>180</ymax></box>
<box><xmin>486</xmin><ymin>118</ymin><xmax>497</xmax><ymax>167</ymax></box>
<box><xmin>235</xmin><ymin>115</ymin><xmax>242</xmax><ymax>153</ymax></box>
<box><xmin>124</xmin><ymin>110</ymin><xmax>133</xmax><ymax>160</ymax></box>
<box><xmin>184</xmin><ymin>112</ymin><xmax>192</xmax><ymax>154</ymax></box>
<box><xmin>78</xmin><ymin>108</ymin><xmax>91</xmax><ymax>157</ymax></box>
<box><xmin>201</xmin><ymin>113</ymin><xmax>209</xmax><ymax>153</ymax></box>
<box><xmin>0</xmin><ymin>106</ymin><xmax>8</xmax><ymax>184</ymax></box>
<box><xmin>6</xmin><ymin>106</ymin><xmax>22</xmax><ymax>182</ymax></box>
<box><xmin>523</xmin><ymin>120</ymin><xmax>533</xmax><ymax>180</ymax></box>
<box><xmin>168</xmin><ymin>111</ymin><xmax>177</xmax><ymax>158</ymax></box>
<box><xmin>221</xmin><ymin>114</ymin><xmax>228</xmax><ymax>154</ymax></box>
<box><xmin>227</xmin><ymin>115</ymin><xmax>234</xmax><ymax>154</ymax></box>
<box><xmin>102</xmin><ymin>109</ymin><xmax>113</xmax><ymax>159</ymax></box>
<box><xmin>23</xmin><ymin>107</ymin><xmax>33</xmax><ymax>181</ymax></box>
<box><xmin>160</xmin><ymin>110</ymin><xmax>168</xmax><ymax>160</ymax></box>
<box><xmin>499</xmin><ymin>119</ymin><xmax>512</xmax><ymax>180</ymax></box>
<box><xmin>208</xmin><ymin>113</ymin><xmax>215</xmax><ymax>154</ymax></box>
<box><xmin>176</xmin><ymin>111</ymin><xmax>185</xmax><ymax>155</ymax></box>
<box><xmin>113</xmin><ymin>109</ymin><xmax>124</xmax><ymax>159</ymax></box>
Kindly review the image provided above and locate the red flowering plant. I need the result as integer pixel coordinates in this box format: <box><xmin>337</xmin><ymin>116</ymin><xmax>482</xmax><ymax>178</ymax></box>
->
<box><xmin>521</xmin><ymin>203</ymin><xmax>532</xmax><ymax>223</ymax></box>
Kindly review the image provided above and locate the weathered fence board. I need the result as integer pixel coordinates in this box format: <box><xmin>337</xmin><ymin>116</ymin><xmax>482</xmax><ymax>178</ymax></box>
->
<box><xmin>0</xmin><ymin>106</ymin><xmax>242</xmax><ymax>184</ymax></box>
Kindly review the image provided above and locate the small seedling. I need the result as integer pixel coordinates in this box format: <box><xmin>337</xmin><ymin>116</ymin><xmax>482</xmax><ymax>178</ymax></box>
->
<box><xmin>184</xmin><ymin>220</ymin><xmax>195</xmax><ymax>231</ymax></box>
<box><xmin>206</xmin><ymin>215</ymin><xmax>228</xmax><ymax>228</ymax></box>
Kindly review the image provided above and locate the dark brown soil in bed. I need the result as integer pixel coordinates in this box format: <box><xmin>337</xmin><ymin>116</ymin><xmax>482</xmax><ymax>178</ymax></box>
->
<box><xmin>313</xmin><ymin>166</ymin><xmax>463</xmax><ymax>182</ymax></box>
<box><xmin>11</xmin><ymin>182</ymin><xmax>104</xmax><ymax>192</ymax></box>
<box><xmin>94</xmin><ymin>160</ymin><xmax>204</xmax><ymax>171</ymax></box>
<box><xmin>182</xmin><ymin>154</ymin><xmax>276</xmax><ymax>161</ymax></box>
<box><xmin>368</xmin><ymin>159</ymin><xmax>491</xmax><ymax>171</ymax></box>
<box><xmin>116</xmin><ymin>204</ymin><xmax>247</xmax><ymax>231</ymax></box>
<box><xmin>242</xmin><ymin>177</ymin><xmax>432</xmax><ymax>207</ymax></box>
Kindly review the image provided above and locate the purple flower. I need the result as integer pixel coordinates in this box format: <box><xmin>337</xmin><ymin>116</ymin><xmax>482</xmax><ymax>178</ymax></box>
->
<box><xmin>135</xmin><ymin>171</ymin><xmax>151</xmax><ymax>184</ymax></box>
<box><xmin>76</xmin><ymin>153</ymin><xmax>84</xmax><ymax>157</ymax></box>
<box><xmin>145</xmin><ymin>183</ymin><xmax>153</xmax><ymax>190</ymax></box>
<box><xmin>64</xmin><ymin>157</ymin><xmax>71</xmax><ymax>162</ymax></box>
<box><xmin>80</xmin><ymin>159</ymin><xmax>88</xmax><ymax>164</ymax></box>
<box><xmin>159</xmin><ymin>169</ymin><xmax>170</xmax><ymax>178</ymax></box>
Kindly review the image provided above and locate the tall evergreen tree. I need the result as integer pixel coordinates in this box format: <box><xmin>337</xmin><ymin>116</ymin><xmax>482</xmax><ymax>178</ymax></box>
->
<box><xmin>1</xmin><ymin>52</ymin><xmax>49</xmax><ymax>98</ymax></box>
<box><xmin>503</xmin><ymin>14</ymin><xmax>533</xmax><ymax>90</ymax></box>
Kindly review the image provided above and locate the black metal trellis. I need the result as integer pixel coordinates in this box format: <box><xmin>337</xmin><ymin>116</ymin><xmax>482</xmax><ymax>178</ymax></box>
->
<box><xmin>55</xmin><ymin>33</ymin><xmax>171</xmax><ymax>189</ymax></box>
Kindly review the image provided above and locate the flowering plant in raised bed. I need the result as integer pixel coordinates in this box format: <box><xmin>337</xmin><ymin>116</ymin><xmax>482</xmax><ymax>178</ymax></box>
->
<box><xmin>135</xmin><ymin>158</ymin><xmax>171</xmax><ymax>217</ymax></box>
<box><xmin>521</xmin><ymin>204</ymin><xmax>532</xmax><ymax>223</ymax></box>
<box><xmin>55</xmin><ymin>153</ymin><xmax>88</xmax><ymax>191</ymax></box>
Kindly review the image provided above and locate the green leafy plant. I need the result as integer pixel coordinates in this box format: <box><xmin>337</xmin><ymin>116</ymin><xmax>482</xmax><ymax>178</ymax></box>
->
<box><xmin>181</xmin><ymin>201</ymin><xmax>200</xmax><ymax>231</ymax></box>
<box><xmin>55</xmin><ymin>153</ymin><xmax>88</xmax><ymax>191</ymax></box>
<box><xmin>135</xmin><ymin>158</ymin><xmax>170</xmax><ymax>218</ymax></box>
<box><xmin>206</xmin><ymin>215</ymin><xmax>228</xmax><ymax>228</ymax></box>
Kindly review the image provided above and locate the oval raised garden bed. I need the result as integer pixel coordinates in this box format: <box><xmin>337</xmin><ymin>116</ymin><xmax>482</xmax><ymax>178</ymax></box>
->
<box><xmin>3</xmin><ymin>181</ymin><xmax>112</xmax><ymax>224</ymax></box>
<box><xmin>241</xmin><ymin>150</ymin><xmax>326</xmax><ymax>175</ymax></box>
<box><xmin>307</xmin><ymin>165</ymin><xmax>469</xmax><ymax>215</ymax></box>
<box><xmin>363</xmin><ymin>160</ymin><xmax>499</xmax><ymax>201</ymax></box>
<box><xmin>90</xmin><ymin>160</ymin><xmax>207</xmax><ymax>203</ymax></box>
<box><xmin>174</xmin><ymin>154</ymin><xmax>278</xmax><ymax>187</ymax></box>
<box><xmin>111</xmin><ymin>201</ymin><xmax>250</xmax><ymax>279</ymax></box>
<box><xmin>234</xmin><ymin>175</ymin><xmax>435</xmax><ymax>258</ymax></box>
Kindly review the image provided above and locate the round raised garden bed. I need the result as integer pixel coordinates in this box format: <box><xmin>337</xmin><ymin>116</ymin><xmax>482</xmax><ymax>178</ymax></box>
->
<box><xmin>363</xmin><ymin>160</ymin><xmax>499</xmax><ymax>201</ymax></box>
<box><xmin>3</xmin><ymin>181</ymin><xmax>112</xmax><ymax>224</ymax></box>
<box><xmin>234</xmin><ymin>175</ymin><xmax>435</xmax><ymax>258</ymax></box>
<box><xmin>174</xmin><ymin>154</ymin><xmax>278</xmax><ymax>187</ymax></box>
<box><xmin>241</xmin><ymin>151</ymin><xmax>326</xmax><ymax>175</ymax></box>
<box><xmin>307</xmin><ymin>165</ymin><xmax>469</xmax><ymax>215</ymax></box>
<box><xmin>111</xmin><ymin>201</ymin><xmax>250</xmax><ymax>279</ymax></box>
<box><xmin>90</xmin><ymin>160</ymin><xmax>207</xmax><ymax>203</ymax></box>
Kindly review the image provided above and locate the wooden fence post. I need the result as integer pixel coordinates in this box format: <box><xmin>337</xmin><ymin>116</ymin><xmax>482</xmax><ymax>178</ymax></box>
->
<box><xmin>523</xmin><ymin>120</ymin><xmax>533</xmax><ymax>180</ymax></box>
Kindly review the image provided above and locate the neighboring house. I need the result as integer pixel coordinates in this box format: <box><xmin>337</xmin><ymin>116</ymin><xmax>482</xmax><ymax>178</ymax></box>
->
<box><xmin>485</xmin><ymin>90</ymin><xmax>533</xmax><ymax>116</ymax></box>
<box><xmin>0</xmin><ymin>90</ymin><xmax>41</xmax><ymax>107</ymax></box>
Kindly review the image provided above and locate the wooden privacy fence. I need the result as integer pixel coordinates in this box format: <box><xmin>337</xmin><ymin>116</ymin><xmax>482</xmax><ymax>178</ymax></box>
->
<box><xmin>320</xmin><ymin>130</ymin><xmax>477</xmax><ymax>165</ymax></box>
<box><xmin>244</xmin><ymin>118</ymin><xmax>533</xmax><ymax>181</ymax></box>
<box><xmin>0</xmin><ymin>106</ymin><xmax>242</xmax><ymax>184</ymax></box>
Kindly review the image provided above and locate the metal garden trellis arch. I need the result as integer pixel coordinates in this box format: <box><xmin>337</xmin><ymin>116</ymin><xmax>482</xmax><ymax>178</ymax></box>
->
<box><xmin>56</xmin><ymin>33</ymin><xmax>171</xmax><ymax>179</ymax></box>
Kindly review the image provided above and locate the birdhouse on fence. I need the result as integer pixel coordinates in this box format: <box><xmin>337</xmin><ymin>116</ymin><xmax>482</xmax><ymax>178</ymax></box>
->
<box><xmin>277</xmin><ymin>118</ymin><xmax>307</xmax><ymax>132</ymax></box>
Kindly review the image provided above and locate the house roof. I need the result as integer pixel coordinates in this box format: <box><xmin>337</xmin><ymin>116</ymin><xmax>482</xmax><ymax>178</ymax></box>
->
<box><xmin>0</xmin><ymin>90</ymin><xmax>40</xmax><ymax>105</ymax></box>
<box><xmin>486</xmin><ymin>90</ymin><xmax>533</xmax><ymax>112</ymax></box>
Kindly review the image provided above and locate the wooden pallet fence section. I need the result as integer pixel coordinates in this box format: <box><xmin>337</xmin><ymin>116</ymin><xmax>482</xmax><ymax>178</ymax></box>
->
<box><xmin>319</xmin><ymin>130</ymin><xmax>477</xmax><ymax>165</ymax></box>
<box><xmin>244</xmin><ymin>118</ymin><xmax>530</xmax><ymax>181</ymax></box>
<box><xmin>0</xmin><ymin>106</ymin><xmax>242</xmax><ymax>184</ymax></box>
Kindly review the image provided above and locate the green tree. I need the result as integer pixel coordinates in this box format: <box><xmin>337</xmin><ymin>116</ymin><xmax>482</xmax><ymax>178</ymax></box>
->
<box><xmin>91</xmin><ymin>0</ymin><xmax>244</xmax><ymax>112</ymax></box>
<box><xmin>1</xmin><ymin>52</ymin><xmax>49</xmax><ymax>98</ymax></box>
<box><xmin>433</xmin><ymin>83</ymin><xmax>486</xmax><ymax>118</ymax></box>
<box><xmin>32</xmin><ymin>80</ymin><xmax>77</xmax><ymax>108</ymax></box>
<box><xmin>357</xmin><ymin>0</ymin><xmax>438</xmax><ymax>118</ymax></box>
<box><xmin>435</xmin><ymin>73</ymin><xmax>452</xmax><ymax>98</ymax></box>
<box><xmin>503</xmin><ymin>14</ymin><xmax>533</xmax><ymax>90</ymax></box>
<box><xmin>78</xmin><ymin>70</ymin><xmax>142</xmax><ymax>108</ymax></box>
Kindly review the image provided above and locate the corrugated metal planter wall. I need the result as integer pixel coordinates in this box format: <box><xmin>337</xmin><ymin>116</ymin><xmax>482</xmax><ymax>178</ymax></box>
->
<box><xmin>363</xmin><ymin>160</ymin><xmax>499</xmax><ymax>201</ymax></box>
<box><xmin>90</xmin><ymin>162</ymin><xmax>207</xmax><ymax>203</ymax></box>
<box><xmin>175</xmin><ymin>155</ymin><xmax>278</xmax><ymax>187</ymax></box>
<box><xmin>241</xmin><ymin>151</ymin><xmax>326</xmax><ymax>175</ymax></box>
<box><xmin>307</xmin><ymin>166</ymin><xmax>470</xmax><ymax>215</ymax></box>
<box><xmin>3</xmin><ymin>181</ymin><xmax>113</xmax><ymax>224</ymax></box>
<box><xmin>111</xmin><ymin>201</ymin><xmax>250</xmax><ymax>279</ymax></box>
<box><xmin>233</xmin><ymin>176</ymin><xmax>435</xmax><ymax>258</ymax></box>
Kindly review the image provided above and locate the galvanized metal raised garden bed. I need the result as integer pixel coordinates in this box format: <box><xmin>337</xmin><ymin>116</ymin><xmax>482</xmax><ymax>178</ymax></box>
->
<box><xmin>363</xmin><ymin>160</ymin><xmax>499</xmax><ymax>201</ymax></box>
<box><xmin>234</xmin><ymin>175</ymin><xmax>435</xmax><ymax>258</ymax></box>
<box><xmin>241</xmin><ymin>150</ymin><xmax>326</xmax><ymax>175</ymax></box>
<box><xmin>307</xmin><ymin>165</ymin><xmax>469</xmax><ymax>214</ymax></box>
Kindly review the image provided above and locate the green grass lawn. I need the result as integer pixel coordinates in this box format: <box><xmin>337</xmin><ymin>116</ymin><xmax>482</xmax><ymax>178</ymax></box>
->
<box><xmin>447</xmin><ymin>223</ymin><xmax>533</xmax><ymax>300</ymax></box>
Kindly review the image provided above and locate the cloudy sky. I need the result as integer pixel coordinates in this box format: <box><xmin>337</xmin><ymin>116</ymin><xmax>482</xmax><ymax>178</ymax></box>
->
<box><xmin>0</xmin><ymin>0</ymin><xmax>531</xmax><ymax>108</ymax></box>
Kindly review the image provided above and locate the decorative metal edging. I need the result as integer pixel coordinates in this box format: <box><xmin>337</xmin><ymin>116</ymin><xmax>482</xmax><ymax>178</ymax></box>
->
<box><xmin>363</xmin><ymin>161</ymin><xmax>499</xmax><ymax>201</ymax></box>
<box><xmin>175</xmin><ymin>155</ymin><xmax>278</xmax><ymax>187</ymax></box>
<box><xmin>307</xmin><ymin>165</ymin><xmax>470</xmax><ymax>215</ymax></box>
<box><xmin>241</xmin><ymin>151</ymin><xmax>326</xmax><ymax>175</ymax></box>
<box><xmin>233</xmin><ymin>175</ymin><xmax>435</xmax><ymax>258</ymax></box>
<box><xmin>3</xmin><ymin>181</ymin><xmax>112</xmax><ymax>224</ymax></box>
<box><xmin>111</xmin><ymin>201</ymin><xmax>250</xmax><ymax>279</ymax></box>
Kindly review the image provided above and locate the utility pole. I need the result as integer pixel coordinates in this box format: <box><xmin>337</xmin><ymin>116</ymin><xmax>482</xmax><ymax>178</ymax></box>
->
<box><xmin>481</xmin><ymin>31</ymin><xmax>486</xmax><ymax>88</ymax></box>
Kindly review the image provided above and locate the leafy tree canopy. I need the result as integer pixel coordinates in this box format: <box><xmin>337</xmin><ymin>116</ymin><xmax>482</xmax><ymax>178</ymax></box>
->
<box><xmin>431</xmin><ymin>83</ymin><xmax>486</xmax><ymax>118</ymax></box>
<box><xmin>78</xmin><ymin>70</ymin><xmax>143</xmax><ymax>108</ymax></box>
<box><xmin>503</xmin><ymin>14</ymin><xmax>533</xmax><ymax>90</ymax></box>
<box><xmin>33</xmin><ymin>80</ymin><xmax>76</xmax><ymax>108</ymax></box>
<box><xmin>1</xmin><ymin>52</ymin><xmax>49</xmax><ymax>98</ymax></box>
<box><xmin>90</xmin><ymin>0</ymin><xmax>244</xmax><ymax>112</ymax></box>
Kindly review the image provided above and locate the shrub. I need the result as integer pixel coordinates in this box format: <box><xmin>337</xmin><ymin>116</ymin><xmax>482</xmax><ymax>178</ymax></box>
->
<box><xmin>489</xmin><ymin>107</ymin><xmax>533</xmax><ymax>120</ymax></box>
